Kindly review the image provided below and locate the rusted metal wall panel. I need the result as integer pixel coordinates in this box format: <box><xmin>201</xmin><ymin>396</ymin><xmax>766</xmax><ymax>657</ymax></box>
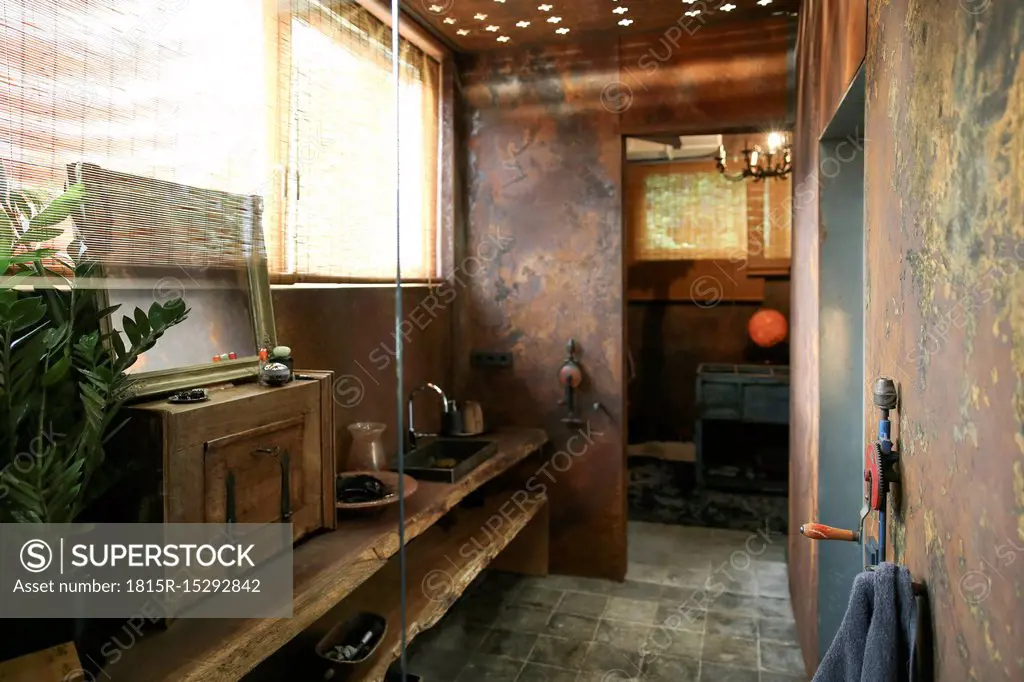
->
<box><xmin>273</xmin><ymin>287</ymin><xmax>453</xmax><ymax>469</ymax></box>
<box><xmin>458</xmin><ymin>44</ymin><xmax>629</xmax><ymax>579</ymax></box>
<box><xmin>865</xmin><ymin>1</ymin><xmax>1024</xmax><ymax>679</ymax></box>
<box><xmin>790</xmin><ymin>2</ymin><xmax>824</xmax><ymax>672</ymax></box>
<box><xmin>790</xmin><ymin>0</ymin><xmax>867</xmax><ymax>673</ymax></box>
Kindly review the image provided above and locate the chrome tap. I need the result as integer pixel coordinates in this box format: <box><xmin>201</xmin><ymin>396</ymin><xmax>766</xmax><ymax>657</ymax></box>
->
<box><xmin>407</xmin><ymin>382</ymin><xmax>450</xmax><ymax>451</ymax></box>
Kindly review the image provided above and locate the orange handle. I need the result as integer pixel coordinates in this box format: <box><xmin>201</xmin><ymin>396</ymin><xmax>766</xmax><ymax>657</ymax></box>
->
<box><xmin>800</xmin><ymin>522</ymin><xmax>859</xmax><ymax>542</ymax></box>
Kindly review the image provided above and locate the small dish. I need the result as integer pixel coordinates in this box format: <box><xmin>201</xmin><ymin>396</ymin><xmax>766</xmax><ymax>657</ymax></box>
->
<box><xmin>335</xmin><ymin>471</ymin><xmax>418</xmax><ymax>510</ymax></box>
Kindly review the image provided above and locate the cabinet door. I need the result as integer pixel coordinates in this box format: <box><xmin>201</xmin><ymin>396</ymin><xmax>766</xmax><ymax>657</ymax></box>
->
<box><xmin>698</xmin><ymin>380</ymin><xmax>742</xmax><ymax>419</ymax></box>
<box><xmin>204</xmin><ymin>415</ymin><xmax>317</xmax><ymax>540</ymax></box>
<box><xmin>742</xmin><ymin>384</ymin><xmax>789</xmax><ymax>424</ymax></box>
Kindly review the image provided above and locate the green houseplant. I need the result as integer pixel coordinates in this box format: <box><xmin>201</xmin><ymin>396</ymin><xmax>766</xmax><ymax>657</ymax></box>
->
<box><xmin>0</xmin><ymin>173</ymin><xmax>189</xmax><ymax>523</ymax></box>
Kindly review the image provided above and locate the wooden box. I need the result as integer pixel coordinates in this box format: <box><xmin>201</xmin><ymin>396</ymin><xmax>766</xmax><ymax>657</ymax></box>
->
<box><xmin>107</xmin><ymin>372</ymin><xmax>336</xmax><ymax>541</ymax></box>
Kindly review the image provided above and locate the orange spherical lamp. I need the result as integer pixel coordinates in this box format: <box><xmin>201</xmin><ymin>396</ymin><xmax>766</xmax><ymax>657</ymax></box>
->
<box><xmin>748</xmin><ymin>308</ymin><xmax>788</xmax><ymax>348</ymax></box>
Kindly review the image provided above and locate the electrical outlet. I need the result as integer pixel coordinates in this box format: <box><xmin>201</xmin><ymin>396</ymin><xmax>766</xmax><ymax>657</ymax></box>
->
<box><xmin>471</xmin><ymin>350</ymin><xmax>513</xmax><ymax>368</ymax></box>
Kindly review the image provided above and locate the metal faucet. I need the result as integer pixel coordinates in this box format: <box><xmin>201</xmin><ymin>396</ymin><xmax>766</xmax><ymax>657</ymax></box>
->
<box><xmin>407</xmin><ymin>382</ymin><xmax>450</xmax><ymax>451</ymax></box>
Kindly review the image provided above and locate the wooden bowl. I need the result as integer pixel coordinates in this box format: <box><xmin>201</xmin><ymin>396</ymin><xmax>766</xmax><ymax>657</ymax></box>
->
<box><xmin>335</xmin><ymin>471</ymin><xmax>418</xmax><ymax>511</ymax></box>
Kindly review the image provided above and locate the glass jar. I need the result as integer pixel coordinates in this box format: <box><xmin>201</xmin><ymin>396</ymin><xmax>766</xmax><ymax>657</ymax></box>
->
<box><xmin>346</xmin><ymin>422</ymin><xmax>387</xmax><ymax>471</ymax></box>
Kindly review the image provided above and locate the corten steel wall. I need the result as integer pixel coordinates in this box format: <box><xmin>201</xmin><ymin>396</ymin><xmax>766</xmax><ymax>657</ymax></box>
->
<box><xmin>457</xmin><ymin>43</ymin><xmax>629</xmax><ymax>579</ymax></box>
<box><xmin>273</xmin><ymin>287</ymin><xmax>454</xmax><ymax>470</ymax></box>
<box><xmin>865</xmin><ymin>1</ymin><xmax>1024</xmax><ymax>679</ymax></box>
<box><xmin>789</xmin><ymin>0</ymin><xmax>866</xmax><ymax>672</ymax></box>
<box><xmin>455</xmin><ymin>18</ymin><xmax>793</xmax><ymax>579</ymax></box>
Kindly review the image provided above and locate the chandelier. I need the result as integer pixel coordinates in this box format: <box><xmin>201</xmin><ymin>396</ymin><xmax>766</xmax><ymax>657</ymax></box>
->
<box><xmin>716</xmin><ymin>132</ymin><xmax>792</xmax><ymax>181</ymax></box>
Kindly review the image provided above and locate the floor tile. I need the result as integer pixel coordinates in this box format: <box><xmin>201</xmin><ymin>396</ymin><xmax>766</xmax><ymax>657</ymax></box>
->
<box><xmin>642</xmin><ymin>653</ymin><xmax>700</xmax><ymax>682</ymax></box>
<box><xmin>758</xmin><ymin>573</ymin><xmax>791</xmax><ymax>599</ymax></box>
<box><xmin>756</xmin><ymin>596</ymin><xmax>793</xmax><ymax>620</ymax></box>
<box><xmin>663</xmin><ymin>565</ymin><xmax>711</xmax><ymax>589</ymax></box>
<box><xmin>759</xmin><ymin>642</ymin><xmax>805</xmax><ymax>675</ymax></box>
<box><xmin>406</xmin><ymin>646</ymin><xmax>468</xmax><ymax>681</ymax></box>
<box><xmin>604</xmin><ymin>597</ymin><xmax>660</xmax><ymax>624</ymax></box>
<box><xmin>498</xmin><ymin>605</ymin><xmax>555</xmax><ymax>634</ymax></box>
<box><xmin>605</xmin><ymin>580</ymin><xmax>664</xmax><ymax>601</ymax></box>
<box><xmin>758</xmin><ymin>617</ymin><xmax>798</xmax><ymax>644</ymax></box>
<box><xmin>516</xmin><ymin>585</ymin><xmax>565</xmax><ymax>609</ymax></box>
<box><xmin>417</xmin><ymin>620</ymin><xmax>488</xmax><ymax>652</ymax></box>
<box><xmin>449</xmin><ymin>597</ymin><xmax>507</xmax><ymax>627</ymax></box>
<box><xmin>545</xmin><ymin>613</ymin><xmax>600</xmax><ymax>640</ymax></box>
<box><xmin>701</xmin><ymin>635</ymin><xmax>758</xmax><ymax>669</ymax></box>
<box><xmin>704</xmin><ymin>612</ymin><xmax>757</xmax><ymax>639</ymax></box>
<box><xmin>760</xmin><ymin>673</ymin><xmax>808</xmax><ymax>682</ymax></box>
<box><xmin>653</xmin><ymin>602</ymin><xmax>706</xmax><ymax>633</ymax></box>
<box><xmin>476</xmin><ymin>571</ymin><xmax>526</xmax><ymax>601</ymax></box>
<box><xmin>456</xmin><ymin>654</ymin><xmax>524</xmax><ymax>682</ymax></box>
<box><xmin>595</xmin><ymin>619</ymin><xmax>653</xmax><ymax>650</ymax></box>
<box><xmin>625</xmin><ymin>562</ymin><xmax>669</xmax><ymax>585</ymax></box>
<box><xmin>577</xmin><ymin>671</ymin><xmax>637</xmax><ymax>682</ymax></box>
<box><xmin>644</xmin><ymin>627</ymin><xmax>702</xmax><ymax>659</ymax></box>
<box><xmin>579</xmin><ymin>642</ymin><xmax>645</xmax><ymax>674</ymax></box>
<box><xmin>697</xmin><ymin>662</ymin><xmax>759</xmax><ymax>681</ymax></box>
<box><xmin>660</xmin><ymin>585</ymin><xmax>701</xmax><ymax>605</ymax></box>
<box><xmin>705</xmin><ymin>592</ymin><xmax>760</xmax><ymax>618</ymax></box>
<box><xmin>558</xmin><ymin>591</ymin><xmax>609</xmax><ymax>617</ymax></box>
<box><xmin>516</xmin><ymin>663</ymin><xmax>580</xmax><ymax>682</ymax></box>
<box><xmin>479</xmin><ymin>629</ymin><xmax>540</xmax><ymax>661</ymax></box>
<box><xmin>718</xmin><ymin>568</ymin><xmax>759</xmax><ymax>596</ymax></box>
<box><xmin>529</xmin><ymin>635</ymin><xmax>591</xmax><ymax>668</ymax></box>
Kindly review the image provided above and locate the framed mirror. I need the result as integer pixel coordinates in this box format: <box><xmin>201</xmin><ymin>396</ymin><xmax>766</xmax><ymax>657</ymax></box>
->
<box><xmin>70</xmin><ymin>163</ymin><xmax>276</xmax><ymax>398</ymax></box>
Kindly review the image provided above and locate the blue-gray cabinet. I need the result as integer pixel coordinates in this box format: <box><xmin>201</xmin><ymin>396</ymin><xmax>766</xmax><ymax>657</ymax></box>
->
<box><xmin>695</xmin><ymin>363</ymin><xmax>790</xmax><ymax>489</ymax></box>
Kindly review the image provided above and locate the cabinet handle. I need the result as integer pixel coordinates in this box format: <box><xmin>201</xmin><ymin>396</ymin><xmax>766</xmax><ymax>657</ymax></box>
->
<box><xmin>253</xmin><ymin>446</ymin><xmax>292</xmax><ymax>523</ymax></box>
<box><xmin>226</xmin><ymin>472</ymin><xmax>236</xmax><ymax>524</ymax></box>
<box><xmin>279</xmin><ymin>451</ymin><xmax>292</xmax><ymax>522</ymax></box>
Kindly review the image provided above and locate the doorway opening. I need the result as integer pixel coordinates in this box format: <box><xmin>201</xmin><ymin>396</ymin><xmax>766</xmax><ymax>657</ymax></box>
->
<box><xmin>622</xmin><ymin>132</ymin><xmax>792</xmax><ymax>535</ymax></box>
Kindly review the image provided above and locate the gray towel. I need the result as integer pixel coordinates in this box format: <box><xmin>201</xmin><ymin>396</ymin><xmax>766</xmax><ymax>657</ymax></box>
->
<box><xmin>812</xmin><ymin>562</ymin><xmax>917</xmax><ymax>682</ymax></box>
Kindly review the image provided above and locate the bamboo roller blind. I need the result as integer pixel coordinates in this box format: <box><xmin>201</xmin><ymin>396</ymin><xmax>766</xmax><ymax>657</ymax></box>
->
<box><xmin>277</xmin><ymin>2</ymin><xmax>440</xmax><ymax>282</ymax></box>
<box><xmin>627</xmin><ymin>160</ymin><xmax>791</xmax><ymax>262</ymax></box>
<box><xmin>1</xmin><ymin>0</ymin><xmax>440</xmax><ymax>279</ymax></box>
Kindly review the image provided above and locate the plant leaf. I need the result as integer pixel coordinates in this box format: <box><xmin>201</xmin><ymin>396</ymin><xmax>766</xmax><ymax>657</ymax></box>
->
<box><xmin>121</xmin><ymin>316</ymin><xmax>141</xmax><ymax>345</ymax></box>
<box><xmin>132</xmin><ymin>306</ymin><xmax>151</xmax><ymax>337</ymax></box>
<box><xmin>43</xmin><ymin>354</ymin><xmax>71</xmax><ymax>387</ymax></box>
<box><xmin>42</xmin><ymin>323</ymin><xmax>68</xmax><ymax>350</ymax></box>
<box><xmin>147</xmin><ymin>301</ymin><xmax>165</xmax><ymax>328</ymax></box>
<box><xmin>9</xmin><ymin>297</ymin><xmax>46</xmax><ymax>330</ymax></box>
<box><xmin>24</xmin><ymin>183</ymin><xmax>85</xmax><ymax>231</ymax></box>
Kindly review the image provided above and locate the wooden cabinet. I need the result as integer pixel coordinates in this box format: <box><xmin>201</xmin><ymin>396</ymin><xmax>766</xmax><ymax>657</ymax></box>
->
<box><xmin>109</xmin><ymin>372</ymin><xmax>335</xmax><ymax>542</ymax></box>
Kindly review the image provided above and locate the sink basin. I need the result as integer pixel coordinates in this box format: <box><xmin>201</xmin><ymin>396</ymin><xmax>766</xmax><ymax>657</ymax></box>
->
<box><xmin>397</xmin><ymin>438</ymin><xmax>498</xmax><ymax>483</ymax></box>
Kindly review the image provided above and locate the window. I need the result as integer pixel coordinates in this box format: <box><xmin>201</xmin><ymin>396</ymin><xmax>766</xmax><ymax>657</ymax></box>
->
<box><xmin>628</xmin><ymin>161</ymin><xmax>748</xmax><ymax>261</ymax></box>
<box><xmin>273</xmin><ymin>3</ymin><xmax>441</xmax><ymax>283</ymax></box>
<box><xmin>1</xmin><ymin>0</ymin><xmax>271</xmax><ymax>267</ymax></box>
<box><xmin>1</xmin><ymin>0</ymin><xmax>442</xmax><ymax>281</ymax></box>
<box><xmin>626</xmin><ymin>160</ymin><xmax>792</xmax><ymax>264</ymax></box>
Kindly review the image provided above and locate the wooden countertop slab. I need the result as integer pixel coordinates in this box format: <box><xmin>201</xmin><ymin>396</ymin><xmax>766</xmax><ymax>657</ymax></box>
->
<box><xmin>106</xmin><ymin>427</ymin><xmax>548</xmax><ymax>682</ymax></box>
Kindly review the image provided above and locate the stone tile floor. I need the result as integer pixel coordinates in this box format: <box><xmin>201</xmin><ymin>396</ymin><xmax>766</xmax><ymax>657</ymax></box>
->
<box><xmin>403</xmin><ymin>521</ymin><xmax>808</xmax><ymax>682</ymax></box>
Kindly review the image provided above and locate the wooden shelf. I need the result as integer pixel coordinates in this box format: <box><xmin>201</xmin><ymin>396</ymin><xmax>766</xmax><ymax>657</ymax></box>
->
<box><xmin>106</xmin><ymin>427</ymin><xmax>548</xmax><ymax>682</ymax></box>
<box><xmin>250</xmin><ymin>486</ymin><xmax>549</xmax><ymax>681</ymax></box>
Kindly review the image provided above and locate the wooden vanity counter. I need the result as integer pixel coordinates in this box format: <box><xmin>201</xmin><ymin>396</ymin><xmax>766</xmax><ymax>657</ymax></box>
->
<box><xmin>106</xmin><ymin>427</ymin><xmax>548</xmax><ymax>682</ymax></box>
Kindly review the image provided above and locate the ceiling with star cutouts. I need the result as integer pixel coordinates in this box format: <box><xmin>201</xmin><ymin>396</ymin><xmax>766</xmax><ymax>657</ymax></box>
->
<box><xmin>402</xmin><ymin>0</ymin><xmax>800</xmax><ymax>52</ymax></box>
